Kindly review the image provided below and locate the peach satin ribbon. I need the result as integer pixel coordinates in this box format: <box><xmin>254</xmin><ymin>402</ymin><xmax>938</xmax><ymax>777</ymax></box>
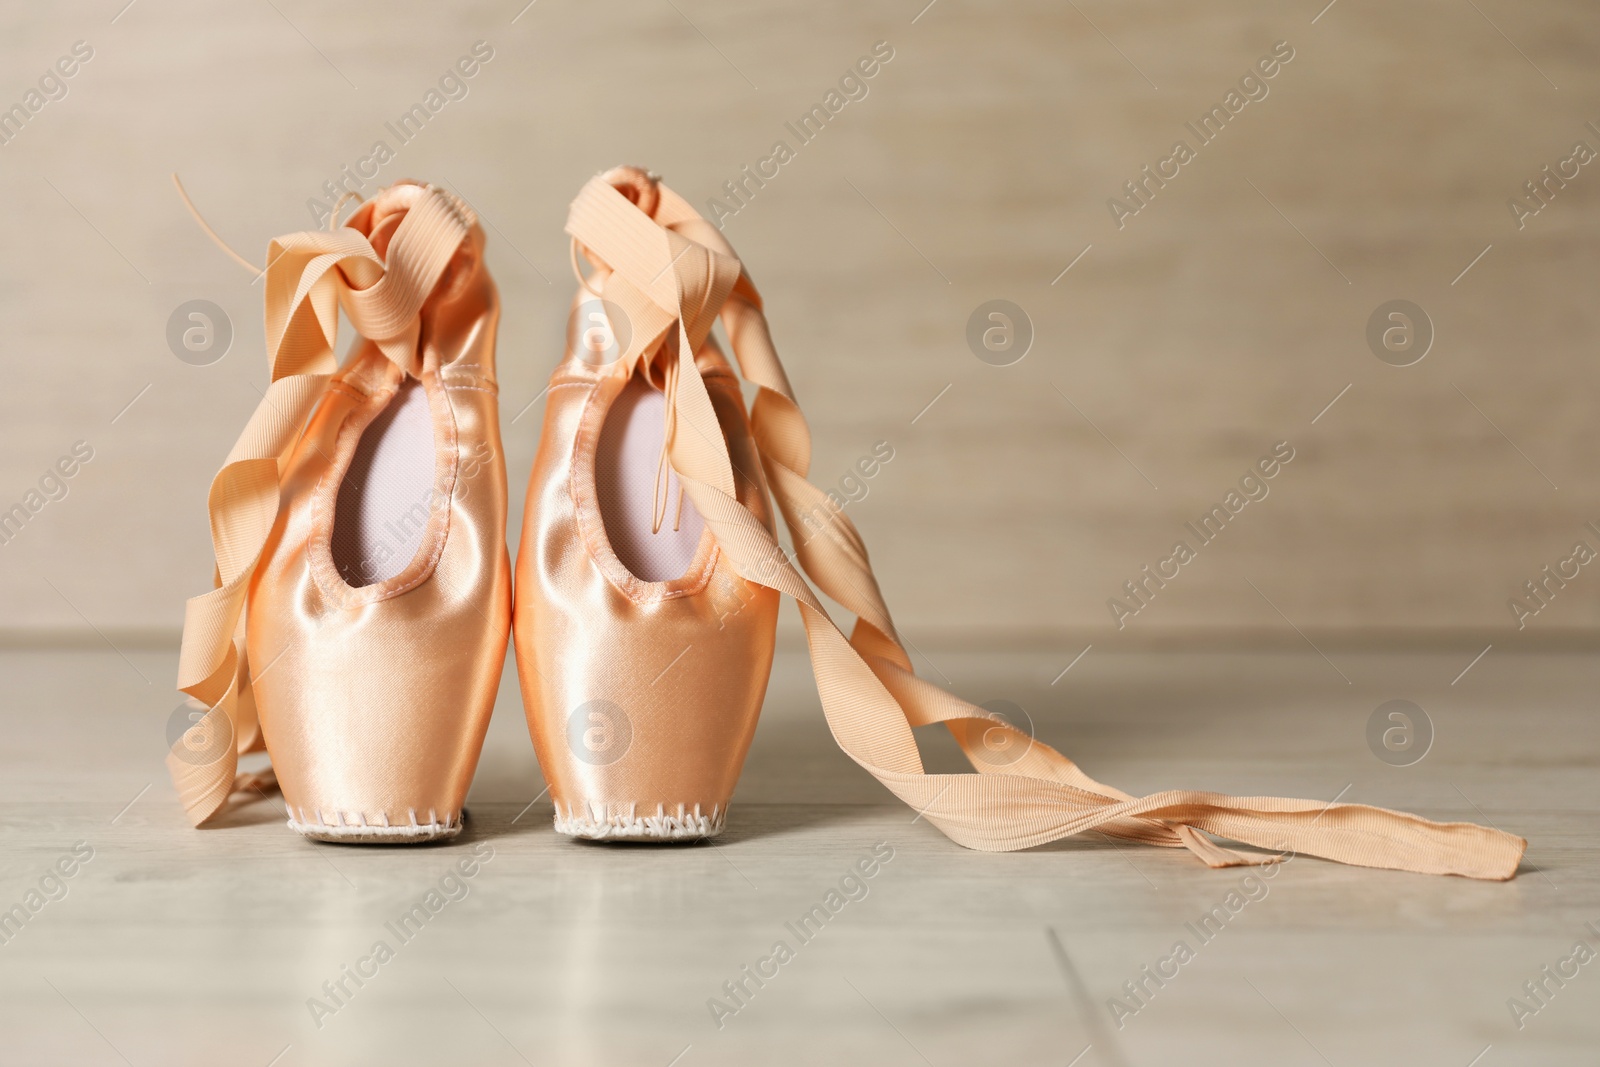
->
<box><xmin>566</xmin><ymin>174</ymin><xmax>1526</xmax><ymax>880</ymax></box>
<box><xmin>170</xmin><ymin>185</ymin><xmax>470</xmax><ymax>824</ymax></box>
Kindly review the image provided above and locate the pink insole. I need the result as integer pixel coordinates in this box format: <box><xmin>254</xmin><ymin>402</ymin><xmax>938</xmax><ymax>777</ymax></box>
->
<box><xmin>330</xmin><ymin>379</ymin><xmax>436</xmax><ymax>588</ymax></box>
<box><xmin>596</xmin><ymin>375</ymin><xmax>706</xmax><ymax>582</ymax></box>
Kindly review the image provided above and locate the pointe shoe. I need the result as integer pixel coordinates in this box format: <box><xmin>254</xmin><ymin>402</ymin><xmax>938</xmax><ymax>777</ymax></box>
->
<box><xmin>514</xmin><ymin>170</ymin><xmax>779</xmax><ymax>840</ymax></box>
<box><xmin>170</xmin><ymin>181</ymin><xmax>511</xmax><ymax>842</ymax></box>
<box><xmin>514</xmin><ymin>165</ymin><xmax>1525</xmax><ymax>880</ymax></box>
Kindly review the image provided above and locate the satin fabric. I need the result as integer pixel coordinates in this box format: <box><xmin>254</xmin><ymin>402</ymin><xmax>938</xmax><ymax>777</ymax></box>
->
<box><xmin>543</xmin><ymin>167</ymin><xmax>1526</xmax><ymax>879</ymax></box>
<box><xmin>170</xmin><ymin>183</ymin><xmax>511</xmax><ymax>830</ymax></box>
<box><xmin>514</xmin><ymin>325</ymin><xmax>780</xmax><ymax>829</ymax></box>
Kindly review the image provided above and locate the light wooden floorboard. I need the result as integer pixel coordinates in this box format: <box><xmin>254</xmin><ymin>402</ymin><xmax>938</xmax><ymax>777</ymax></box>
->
<box><xmin>0</xmin><ymin>646</ymin><xmax>1595</xmax><ymax>1065</ymax></box>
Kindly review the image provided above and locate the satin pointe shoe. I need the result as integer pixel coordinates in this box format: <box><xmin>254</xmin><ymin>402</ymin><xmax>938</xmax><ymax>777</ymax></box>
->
<box><xmin>169</xmin><ymin>180</ymin><xmax>512</xmax><ymax>842</ymax></box>
<box><xmin>517</xmin><ymin>165</ymin><xmax>1525</xmax><ymax>879</ymax></box>
<box><xmin>515</xmin><ymin>170</ymin><xmax>779</xmax><ymax>840</ymax></box>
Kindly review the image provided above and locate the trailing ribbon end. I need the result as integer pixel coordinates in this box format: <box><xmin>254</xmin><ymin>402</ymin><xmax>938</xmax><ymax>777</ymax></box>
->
<box><xmin>166</xmin><ymin>729</ymin><xmax>236</xmax><ymax>828</ymax></box>
<box><xmin>1494</xmin><ymin>832</ymin><xmax>1530</xmax><ymax>882</ymax></box>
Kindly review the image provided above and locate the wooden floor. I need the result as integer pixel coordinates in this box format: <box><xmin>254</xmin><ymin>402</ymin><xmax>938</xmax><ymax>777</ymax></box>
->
<box><xmin>1</xmin><ymin>644</ymin><xmax>1595</xmax><ymax>1066</ymax></box>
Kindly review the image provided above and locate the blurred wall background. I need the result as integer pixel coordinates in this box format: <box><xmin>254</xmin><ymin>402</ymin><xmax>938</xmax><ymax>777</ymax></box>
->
<box><xmin>2</xmin><ymin>0</ymin><xmax>1597</xmax><ymax>651</ymax></box>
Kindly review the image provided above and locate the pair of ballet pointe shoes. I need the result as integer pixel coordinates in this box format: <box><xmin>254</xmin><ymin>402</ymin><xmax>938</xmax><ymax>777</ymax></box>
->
<box><xmin>168</xmin><ymin>168</ymin><xmax>1525</xmax><ymax>881</ymax></box>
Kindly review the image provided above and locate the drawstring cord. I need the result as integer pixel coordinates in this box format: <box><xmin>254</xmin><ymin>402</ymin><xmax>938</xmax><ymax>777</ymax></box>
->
<box><xmin>329</xmin><ymin>191</ymin><xmax>362</xmax><ymax>231</ymax></box>
<box><xmin>572</xmin><ymin>233</ymin><xmax>686</xmax><ymax>534</ymax></box>
<box><xmin>171</xmin><ymin>173</ymin><xmax>263</xmax><ymax>276</ymax></box>
<box><xmin>650</xmin><ymin>353</ymin><xmax>687</xmax><ymax>534</ymax></box>
<box><xmin>172</xmin><ymin>173</ymin><xmax>366</xmax><ymax>275</ymax></box>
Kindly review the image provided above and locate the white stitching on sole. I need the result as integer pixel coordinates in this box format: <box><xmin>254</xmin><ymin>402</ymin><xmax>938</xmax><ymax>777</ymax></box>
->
<box><xmin>287</xmin><ymin>810</ymin><xmax>462</xmax><ymax>841</ymax></box>
<box><xmin>553</xmin><ymin>800</ymin><xmax>725</xmax><ymax>840</ymax></box>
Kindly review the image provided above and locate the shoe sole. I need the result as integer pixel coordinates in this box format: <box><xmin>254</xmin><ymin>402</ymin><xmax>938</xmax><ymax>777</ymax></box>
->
<box><xmin>553</xmin><ymin>801</ymin><xmax>725</xmax><ymax>842</ymax></box>
<box><xmin>286</xmin><ymin>808</ymin><xmax>465</xmax><ymax>844</ymax></box>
